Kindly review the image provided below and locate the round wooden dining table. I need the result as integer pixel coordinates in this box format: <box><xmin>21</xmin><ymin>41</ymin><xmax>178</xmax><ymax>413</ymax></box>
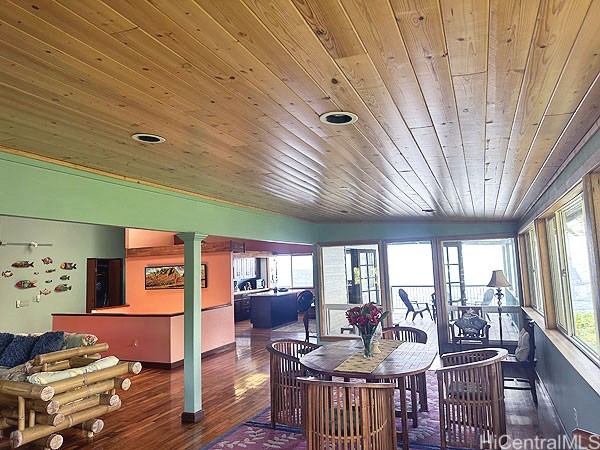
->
<box><xmin>299</xmin><ymin>339</ymin><xmax>438</xmax><ymax>450</ymax></box>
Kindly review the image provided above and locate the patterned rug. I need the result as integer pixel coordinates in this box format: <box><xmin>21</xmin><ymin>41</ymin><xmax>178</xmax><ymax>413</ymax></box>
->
<box><xmin>199</xmin><ymin>372</ymin><xmax>469</xmax><ymax>450</ymax></box>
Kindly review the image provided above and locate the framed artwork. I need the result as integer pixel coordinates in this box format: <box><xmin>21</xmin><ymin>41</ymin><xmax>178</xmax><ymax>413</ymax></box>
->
<box><xmin>201</xmin><ymin>264</ymin><xmax>207</xmax><ymax>288</ymax></box>
<box><xmin>145</xmin><ymin>265</ymin><xmax>185</xmax><ymax>290</ymax></box>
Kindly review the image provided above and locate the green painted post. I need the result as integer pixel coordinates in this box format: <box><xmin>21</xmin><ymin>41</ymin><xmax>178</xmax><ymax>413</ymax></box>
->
<box><xmin>177</xmin><ymin>232</ymin><xmax>207</xmax><ymax>423</ymax></box>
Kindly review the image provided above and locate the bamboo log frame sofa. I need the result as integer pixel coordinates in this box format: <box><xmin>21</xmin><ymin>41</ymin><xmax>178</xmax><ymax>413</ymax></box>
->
<box><xmin>0</xmin><ymin>340</ymin><xmax>141</xmax><ymax>449</ymax></box>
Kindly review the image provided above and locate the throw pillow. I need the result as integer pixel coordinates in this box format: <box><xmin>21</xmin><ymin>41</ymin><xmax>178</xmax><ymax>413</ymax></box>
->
<box><xmin>455</xmin><ymin>310</ymin><xmax>487</xmax><ymax>338</ymax></box>
<box><xmin>515</xmin><ymin>329</ymin><xmax>530</xmax><ymax>362</ymax></box>
<box><xmin>0</xmin><ymin>334</ymin><xmax>39</xmax><ymax>367</ymax></box>
<box><xmin>0</xmin><ymin>332</ymin><xmax>15</xmax><ymax>356</ymax></box>
<box><xmin>29</xmin><ymin>331</ymin><xmax>65</xmax><ymax>360</ymax></box>
<box><xmin>63</xmin><ymin>333</ymin><xmax>98</xmax><ymax>349</ymax></box>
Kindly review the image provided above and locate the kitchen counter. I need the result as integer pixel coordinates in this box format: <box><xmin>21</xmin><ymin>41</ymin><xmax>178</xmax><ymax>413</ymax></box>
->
<box><xmin>249</xmin><ymin>290</ymin><xmax>299</xmax><ymax>328</ymax></box>
<box><xmin>234</xmin><ymin>287</ymin><xmax>270</xmax><ymax>297</ymax></box>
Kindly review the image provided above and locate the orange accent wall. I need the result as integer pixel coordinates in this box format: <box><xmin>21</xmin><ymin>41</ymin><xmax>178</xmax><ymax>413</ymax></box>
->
<box><xmin>124</xmin><ymin>252</ymin><xmax>232</xmax><ymax>313</ymax></box>
<box><xmin>125</xmin><ymin>228</ymin><xmax>175</xmax><ymax>248</ymax></box>
<box><xmin>53</xmin><ymin>305</ymin><xmax>235</xmax><ymax>363</ymax></box>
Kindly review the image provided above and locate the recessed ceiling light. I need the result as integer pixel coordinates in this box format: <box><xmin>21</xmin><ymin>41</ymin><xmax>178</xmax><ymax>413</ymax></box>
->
<box><xmin>340</xmin><ymin>210</ymin><xmax>349</xmax><ymax>214</ymax></box>
<box><xmin>422</xmin><ymin>209</ymin><xmax>436</xmax><ymax>213</ymax></box>
<box><xmin>131</xmin><ymin>133</ymin><xmax>166</xmax><ymax>144</ymax></box>
<box><xmin>319</xmin><ymin>111</ymin><xmax>359</xmax><ymax>125</ymax></box>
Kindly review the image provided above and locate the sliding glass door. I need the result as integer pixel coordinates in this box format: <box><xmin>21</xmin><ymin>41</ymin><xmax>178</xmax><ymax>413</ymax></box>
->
<box><xmin>441</xmin><ymin>238</ymin><xmax>520</xmax><ymax>344</ymax></box>
<box><xmin>386</xmin><ymin>241</ymin><xmax>435</xmax><ymax>323</ymax></box>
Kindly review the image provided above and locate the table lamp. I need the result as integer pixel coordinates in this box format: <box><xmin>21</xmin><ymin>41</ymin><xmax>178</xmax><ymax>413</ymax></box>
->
<box><xmin>487</xmin><ymin>269</ymin><xmax>511</xmax><ymax>346</ymax></box>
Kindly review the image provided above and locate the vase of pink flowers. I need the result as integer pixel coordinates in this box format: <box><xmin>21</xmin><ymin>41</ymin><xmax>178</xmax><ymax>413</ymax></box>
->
<box><xmin>345</xmin><ymin>302</ymin><xmax>389</xmax><ymax>359</ymax></box>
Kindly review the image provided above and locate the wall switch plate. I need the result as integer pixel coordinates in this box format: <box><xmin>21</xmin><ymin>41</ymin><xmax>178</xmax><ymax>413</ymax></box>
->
<box><xmin>34</xmin><ymin>294</ymin><xmax>41</xmax><ymax>302</ymax></box>
<box><xmin>16</xmin><ymin>300</ymin><xmax>21</xmax><ymax>308</ymax></box>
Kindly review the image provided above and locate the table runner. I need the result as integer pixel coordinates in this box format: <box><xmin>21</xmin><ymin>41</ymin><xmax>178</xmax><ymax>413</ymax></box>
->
<box><xmin>334</xmin><ymin>340</ymin><xmax>402</xmax><ymax>373</ymax></box>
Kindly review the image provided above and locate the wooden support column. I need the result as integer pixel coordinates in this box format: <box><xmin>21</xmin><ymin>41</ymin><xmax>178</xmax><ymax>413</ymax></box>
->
<box><xmin>177</xmin><ymin>232</ymin><xmax>207</xmax><ymax>423</ymax></box>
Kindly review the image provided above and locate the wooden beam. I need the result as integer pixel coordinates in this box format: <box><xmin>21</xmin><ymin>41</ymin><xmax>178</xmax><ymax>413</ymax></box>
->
<box><xmin>126</xmin><ymin>240</ymin><xmax>245</xmax><ymax>258</ymax></box>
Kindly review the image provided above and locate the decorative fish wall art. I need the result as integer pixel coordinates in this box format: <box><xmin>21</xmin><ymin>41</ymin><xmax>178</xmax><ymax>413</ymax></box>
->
<box><xmin>39</xmin><ymin>288</ymin><xmax>51</xmax><ymax>295</ymax></box>
<box><xmin>45</xmin><ymin>269</ymin><xmax>56</xmax><ymax>273</ymax></box>
<box><xmin>45</xmin><ymin>280</ymin><xmax>53</xmax><ymax>283</ymax></box>
<box><xmin>42</xmin><ymin>257</ymin><xmax>53</xmax><ymax>265</ymax></box>
<box><xmin>54</xmin><ymin>284</ymin><xmax>71</xmax><ymax>292</ymax></box>
<box><xmin>16</xmin><ymin>280</ymin><xmax>37</xmax><ymax>289</ymax></box>
<box><xmin>12</xmin><ymin>261</ymin><xmax>34</xmax><ymax>268</ymax></box>
<box><xmin>2</xmin><ymin>271</ymin><xmax>13</xmax><ymax>278</ymax></box>
<box><xmin>59</xmin><ymin>275</ymin><xmax>70</xmax><ymax>281</ymax></box>
<box><xmin>60</xmin><ymin>263</ymin><xmax>77</xmax><ymax>270</ymax></box>
<box><xmin>33</xmin><ymin>272</ymin><xmax>39</xmax><ymax>275</ymax></box>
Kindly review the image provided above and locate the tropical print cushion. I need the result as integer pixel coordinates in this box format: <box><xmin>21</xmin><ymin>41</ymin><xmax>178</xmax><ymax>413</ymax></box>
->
<box><xmin>0</xmin><ymin>363</ymin><xmax>29</xmax><ymax>382</ymax></box>
<box><xmin>30</xmin><ymin>331</ymin><xmax>65</xmax><ymax>360</ymax></box>
<box><xmin>63</xmin><ymin>333</ymin><xmax>98</xmax><ymax>349</ymax></box>
<box><xmin>455</xmin><ymin>310</ymin><xmax>487</xmax><ymax>337</ymax></box>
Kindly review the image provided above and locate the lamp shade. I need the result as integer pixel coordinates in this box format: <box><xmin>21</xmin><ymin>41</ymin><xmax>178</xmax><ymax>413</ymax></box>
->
<box><xmin>487</xmin><ymin>270</ymin><xmax>511</xmax><ymax>288</ymax></box>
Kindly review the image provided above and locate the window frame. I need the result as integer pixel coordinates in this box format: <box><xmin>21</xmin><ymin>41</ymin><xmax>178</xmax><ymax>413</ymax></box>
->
<box><xmin>270</xmin><ymin>253</ymin><xmax>314</xmax><ymax>289</ymax></box>
<box><xmin>316</xmin><ymin>241</ymin><xmax>389</xmax><ymax>339</ymax></box>
<box><xmin>544</xmin><ymin>193</ymin><xmax>599</xmax><ymax>358</ymax></box>
<box><xmin>520</xmin><ymin>224</ymin><xmax>544</xmax><ymax>315</ymax></box>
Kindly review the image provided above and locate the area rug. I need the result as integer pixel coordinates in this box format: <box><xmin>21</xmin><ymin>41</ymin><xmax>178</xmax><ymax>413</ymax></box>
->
<box><xmin>199</xmin><ymin>372</ymin><xmax>468</xmax><ymax>450</ymax></box>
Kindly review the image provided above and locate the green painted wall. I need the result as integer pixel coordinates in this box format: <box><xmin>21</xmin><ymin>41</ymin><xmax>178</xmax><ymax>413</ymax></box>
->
<box><xmin>535</xmin><ymin>328</ymin><xmax>600</xmax><ymax>434</ymax></box>
<box><xmin>517</xmin><ymin>129</ymin><xmax>600</xmax><ymax>434</ymax></box>
<box><xmin>315</xmin><ymin>220</ymin><xmax>518</xmax><ymax>242</ymax></box>
<box><xmin>0</xmin><ymin>216</ymin><xmax>124</xmax><ymax>333</ymax></box>
<box><xmin>0</xmin><ymin>152</ymin><xmax>315</xmax><ymax>244</ymax></box>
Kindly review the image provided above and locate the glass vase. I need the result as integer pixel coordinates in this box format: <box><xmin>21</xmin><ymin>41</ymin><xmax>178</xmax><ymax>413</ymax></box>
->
<box><xmin>360</xmin><ymin>332</ymin><xmax>374</xmax><ymax>359</ymax></box>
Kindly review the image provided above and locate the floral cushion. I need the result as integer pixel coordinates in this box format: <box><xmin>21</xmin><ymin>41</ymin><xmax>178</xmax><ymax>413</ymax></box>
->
<box><xmin>63</xmin><ymin>333</ymin><xmax>98</xmax><ymax>349</ymax></box>
<box><xmin>0</xmin><ymin>363</ymin><xmax>29</xmax><ymax>382</ymax></box>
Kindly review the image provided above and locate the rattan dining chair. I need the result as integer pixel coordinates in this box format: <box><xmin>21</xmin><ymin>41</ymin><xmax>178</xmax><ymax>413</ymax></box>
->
<box><xmin>299</xmin><ymin>378</ymin><xmax>396</xmax><ymax>450</ymax></box>
<box><xmin>382</xmin><ymin>325</ymin><xmax>429</xmax><ymax>426</ymax></box>
<box><xmin>266</xmin><ymin>339</ymin><xmax>321</xmax><ymax>428</ymax></box>
<box><xmin>437</xmin><ymin>348</ymin><xmax>508</xmax><ymax>449</ymax></box>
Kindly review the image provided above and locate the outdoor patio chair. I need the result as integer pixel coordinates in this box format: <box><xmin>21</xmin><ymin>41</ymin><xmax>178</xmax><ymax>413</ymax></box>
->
<box><xmin>437</xmin><ymin>348</ymin><xmax>508</xmax><ymax>449</ymax></box>
<box><xmin>398</xmin><ymin>288</ymin><xmax>433</xmax><ymax>321</ymax></box>
<box><xmin>266</xmin><ymin>339</ymin><xmax>321</xmax><ymax>428</ymax></box>
<box><xmin>481</xmin><ymin>288</ymin><xmax>495</xmax><ymax>320</ymax></box>
<box><xmin>299</xmin><ymin>378</ymin><xmax>396</xmax><ymax>450</ymax></box>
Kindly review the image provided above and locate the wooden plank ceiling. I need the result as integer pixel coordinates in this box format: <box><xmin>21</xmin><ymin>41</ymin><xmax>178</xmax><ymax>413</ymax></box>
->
<box><xmin>0</xmin><ymin>0</ymin><xmax>598</xmax><ymax>222</ymax></box>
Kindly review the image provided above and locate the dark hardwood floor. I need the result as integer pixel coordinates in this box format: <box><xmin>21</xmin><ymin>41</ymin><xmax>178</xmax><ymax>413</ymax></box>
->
<box><xmin>1</xmin><ymin>318</ymin><xmax>564</xmax><ymax>449</ymax></box>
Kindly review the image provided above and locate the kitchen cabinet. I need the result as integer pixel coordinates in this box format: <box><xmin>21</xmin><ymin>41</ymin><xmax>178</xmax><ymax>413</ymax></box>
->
<box><xmin>250</xmin><ymin>290</ymin><xmax>298</xmax><ymax>328</ymax></box>
<box><xmin>233</xmin><ymin>257</ymin><xmax>257</xmax><ymax>279</ymax></box>
<box><xmin>234</xmin><ymin>295</ymin><xmax>251</xmax><ymax>322</ymax></box>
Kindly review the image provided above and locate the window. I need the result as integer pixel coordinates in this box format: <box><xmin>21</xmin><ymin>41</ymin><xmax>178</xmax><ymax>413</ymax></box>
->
<box><xmin>546</xmin><ymin>195</ymin><xmax>598</xmax><ymax>355</ymax></box>
<box><xmin>522</xmin><ymin>226</ymin><xmax>544</xmax><ymax>314</ymax></box>
<box><xmin>269</xmin><ymin>254</ymin><xmax>314</xmax><ymax>288</ymax></box>
<box><xmin>319</xmin><ymin>243</ymin><xmax>384</xmax><ymax>336</ymax></box>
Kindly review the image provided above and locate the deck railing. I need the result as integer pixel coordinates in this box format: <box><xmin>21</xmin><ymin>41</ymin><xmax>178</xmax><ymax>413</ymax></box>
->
<box><xmin>390</xmin><ymin>284</ymin><xmax>499</xmax><ymax>310</ymax></box>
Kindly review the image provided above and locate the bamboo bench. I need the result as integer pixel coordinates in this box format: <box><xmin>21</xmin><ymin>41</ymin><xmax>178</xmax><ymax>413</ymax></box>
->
<box><xmin>0</xmin><ymin>343</ymin><xmax>141</xmax><ymax>449</ymax></box>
